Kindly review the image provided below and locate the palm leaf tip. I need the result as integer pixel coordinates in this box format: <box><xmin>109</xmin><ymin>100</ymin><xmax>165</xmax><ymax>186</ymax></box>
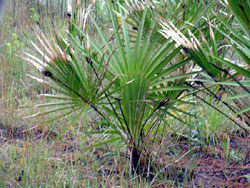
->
<box><xmin>128</xmin><ymin>0</ymin><xmax>145</xmax><ymax>12</ymax></box>
<box><xmin>159</xmin><ymin>19</ymin><xmax>199</xmax><ymax>50</ymax></box>
<box><xmin>25</xmin><ymin>31</ymin><xmax>74</xmax><ymax>79</ymax></box>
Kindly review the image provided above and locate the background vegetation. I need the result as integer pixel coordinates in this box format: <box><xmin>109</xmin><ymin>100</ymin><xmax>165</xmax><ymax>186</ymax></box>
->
<box><xmin>0</xmin><ymin>0</ymin><xmax>249</xmax><ymax>187</ymax></box>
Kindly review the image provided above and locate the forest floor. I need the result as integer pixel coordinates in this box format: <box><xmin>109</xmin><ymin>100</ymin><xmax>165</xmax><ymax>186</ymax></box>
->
<box><xmin>0</xmin><ymin>122</ymin><xmax>249</xmax><ymax>187</ymax></box>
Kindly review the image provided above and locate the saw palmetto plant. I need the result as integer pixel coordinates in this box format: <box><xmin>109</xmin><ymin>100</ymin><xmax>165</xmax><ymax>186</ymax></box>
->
<box><xmin>23</xmin><ymin>0</ymin><xmax>249</xmax><ymax>175</ymax></box>
<box><xmin>156</xmin><ymin>0</ymin><xmax>250</xmax><ymax>132</ymax></box>
<box><xmin>23</xmin><ymin>0</ymin><xmax>200</xmax><ymax>174</ymax></box>
<box><xmin>214</xmin><ymin>0</ymin><xmax>250</xmax><ymax>124</ymax></box>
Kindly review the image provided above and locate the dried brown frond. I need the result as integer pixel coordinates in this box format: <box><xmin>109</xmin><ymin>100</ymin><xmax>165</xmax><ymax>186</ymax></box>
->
<box><xmin>159</xmin><ymin>19</ymin><xmax>200</xmax><ymax>50</ymax></box>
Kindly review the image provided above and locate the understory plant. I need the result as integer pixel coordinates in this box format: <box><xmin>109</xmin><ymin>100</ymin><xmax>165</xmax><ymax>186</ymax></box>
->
<box><xmin>216</xmin><ymin>0</ymin><xmax>250</xmax><ymax>124</ymax></box>
<box><xmin>23</xmin><ymin>0</ymin><xmax>199</xmax><ymax>174</ymax></box>
<box><xmin>23</xmin><ymin>0</ymin><xmax>249</xmax><ymax>175</ymax></box>
<box><xmin>154</xmin><ymin>0</ymin><xmax>250</xmax><ymax>132</ymax></box>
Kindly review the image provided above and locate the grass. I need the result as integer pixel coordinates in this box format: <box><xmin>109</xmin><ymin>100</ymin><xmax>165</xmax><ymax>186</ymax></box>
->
<box><xmin>1</xmin><ymin>94</ymin><xmax>248</xmax><ymax>187</ymax></box>
<box><xmin>0</xmin><ymin>1</ymin><xmax>249</xmax><ymax>187</ymax></box>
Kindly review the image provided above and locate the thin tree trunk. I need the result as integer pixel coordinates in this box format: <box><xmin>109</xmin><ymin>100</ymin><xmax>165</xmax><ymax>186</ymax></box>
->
<box><xmin>50</xmin><ymin>0</ymin><xmax>54</xmax><ymax>20</ymax></box>
<box><xmin>36</xmin><ymin>0</ymin><xmax>40</xmax><ymax>15</ymax></box>
<box><xmin>46</xmin><ymin>0</ymin><xmax>49</xmax><ymax>17</ymax></box>
<box><xmin>60</xmin><ymin>0</ymin><xmax>64</xmax><ymax>19</ymax></box>
<box><xmin>13</xmin><ymin>0</ymin><xmax>16</xmax><ymax>27</ymax></box>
